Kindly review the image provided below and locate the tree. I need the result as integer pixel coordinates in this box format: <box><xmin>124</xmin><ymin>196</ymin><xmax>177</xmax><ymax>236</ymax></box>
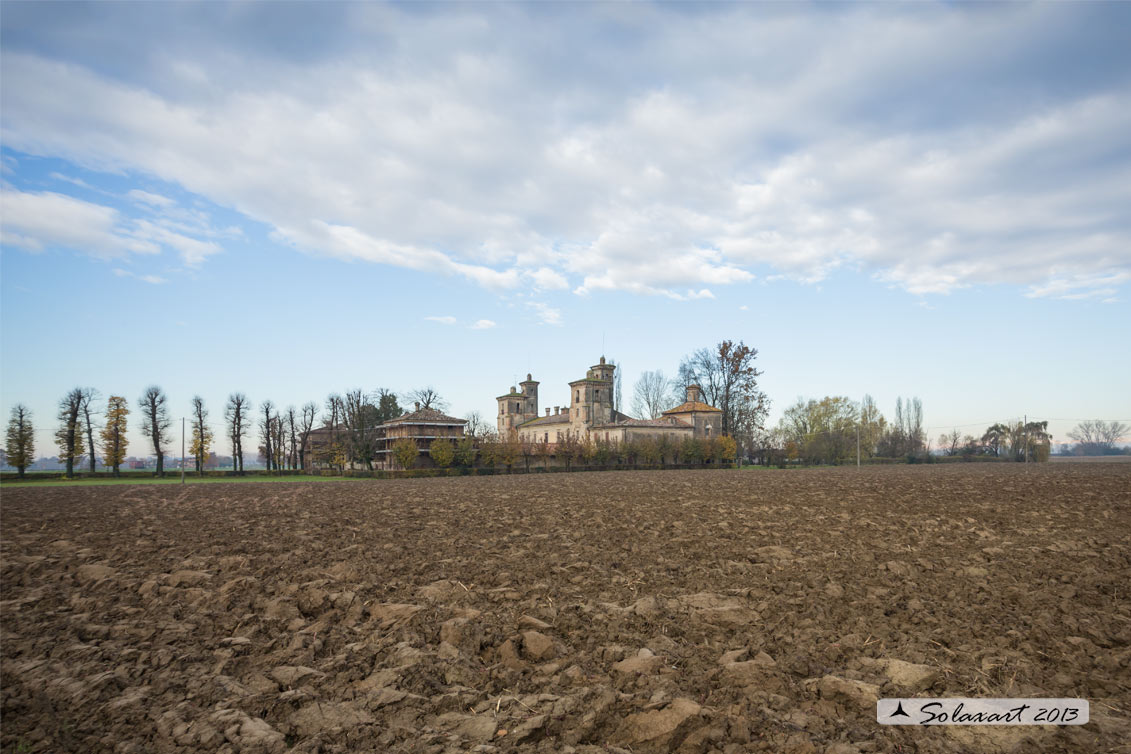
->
<box><xmin>225</xmin><ymin>393</ymin><xmax>251</xmax><ymax>473</ymax></box>
<box><xmin>678</xmin><ymin>340</ymin><xmax>769</xmax><ymax>438</ymax></box>
<box><xmin>938</xmin><ymin>429</ymin><xmax>961</xmax><ymax>457</ymax></box>
<box><xmin>682</xmin><ymin>436</ymin><xmax>704</xmax><ymax>465</ymax></box>
<box><xmin>608</xmin><ymin>358</ymin><xmax>623</xmax><ymax>415</ymax></box>
<box><xmin>858</xmin><ymin>394</ymin><xmax>887</xmax><ymax>459</ymax></box>
<box><xmin>879</xmin><ymin>396</ymin><xmax>925</xmax><ymax>458</ymax></box>
<box><xmin>100</xmin><ymin>396</ymin><xmax>129</xmax><ymax>477</ymax></box>
<box><xmin>430</xmin><ymin>438</ymin><xmax>455</xmax><ymax>468</ymax></box>
<box><xmin>500</xmin><ymin>431</ymin><xmax>522</xmax><ymax>472</ymax></box>
<box><xmin>298</xmin><ymin>401</ymin><xmax>318</xmax><ymax>471</ymax></box>
<box><xmin>715</xmin><ymin>435</ymin><xmax>738</xmax><ymax>464</ymax></box>
<box><xmin>6</xmin><ymin>404</ymin><xmax>35</xmax><ymax>478</ymax></box>
<box><xmin>632</xmin><ymin>370</ymin><xmax>675</xmax><ymax>419</ymax></box>
<box><xmin>464</xmin><ymin>410</ymin><xmax>486</xmax><ymax>439</ymax></box>
<box><xmin>342</xmin><ymin>389</ymin><xmax>381</xmax><ymax>469</ymax></box>
<box><xmin>324</xmin><ymin>393</ymin><xmax>344</xmax><ymax>473</ymax></box>
<box><xmin>536</xmin><ymin>437</ymin><xmax>553</xmax><ymax>469</ymax></box>
<box><xmin>392</xmin><ymin>437</ymin><xmax>418</xmax><ymax>470</ymax></box>
<box><xmin>286</xmin><ymin>406</ymin><xmax>299</xmax><ymax>470</ymax></box>
<box><xmin>1005</xmin><ymin>419</ymin><xmax>1051</xmax><ymax>462</ymax></box>
<box><xmin>259</xmin><ymin>399</ymin><xmax>275</xmax><ymax>473</ymax></box>
<box><xmin>454</xmin><ymin>435</ymin><xmax>476</xmax><ymax>467</ymax></box>
<box><xmin>57</xmin><ymin>388</ymin><xmax>86</xmax><ymax>478</ymax></box>
<box><xmin>407</xmin><ymin>387</ymin><xmax>447</xmax><ymax>411</ymax></box>
<box><xmin>374</xmin><ymin>389</ymin><xmax>401</xmax><ymax>422</ymax></box>
<box><xmin>981</xmin><ymin>423</ymin><xmax>1009</xmax><ymax>458</ymax></box>
<box><xmin>79</xmin><ymin>388</ymin><xmax>99</xmax><ymax>473</ymax></box>
<box><xmin>777</xmin><ymin>396</ymin><xmax>858</xmax><ymax>465</ymax></box>
<box><xmin>190</xmin><ymin>396</ymin><xmax>211</xmax><ymax>474</ymax></box>
<box><xmin>1068</xmin><ymin>420</ymin><xmax>1130</xmax><ymax>455</ymax></box>
<box><xmin>138</xmin><ymin>386</ymin><xmax>171</xmax><ymax>477</ymax></box>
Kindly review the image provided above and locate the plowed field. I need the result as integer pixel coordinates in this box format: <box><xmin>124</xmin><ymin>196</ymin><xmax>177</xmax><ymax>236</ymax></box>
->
<box><xmin>2</xmin><ymin>464</ymin><xmax>1129</xmax><ymax>753</ymax></box>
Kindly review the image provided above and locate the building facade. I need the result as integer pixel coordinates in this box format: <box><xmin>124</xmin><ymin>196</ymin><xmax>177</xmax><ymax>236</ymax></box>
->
<box><xmin>304</xmin><ymin>402</ymin><xmax>467</xmax><ymax>470</ymax></box>
<box><xmin>498</xmin><ymin>357</ymin><xmax>721</xmax><ymax>448</ymax></box>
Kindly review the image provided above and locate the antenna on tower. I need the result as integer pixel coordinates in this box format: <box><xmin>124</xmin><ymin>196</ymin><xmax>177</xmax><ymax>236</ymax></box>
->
<box><xmin>602</xmin><ymin>331</ymin><xmax>606</xmax><ymax>357</ymax></box>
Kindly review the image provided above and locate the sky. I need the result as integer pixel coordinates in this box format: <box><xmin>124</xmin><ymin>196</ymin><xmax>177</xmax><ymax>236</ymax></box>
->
<box><xmin>2</xmin><ymin>1</ymin><xmax>1130</xmax><ymax>459</ymax></box>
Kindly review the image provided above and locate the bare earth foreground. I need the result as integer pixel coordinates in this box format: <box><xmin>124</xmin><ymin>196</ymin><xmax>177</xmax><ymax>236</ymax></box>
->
<box><xmin>2</xmin><ymin>465</ymin><xmax>1129</xmax><ymax>754</ymax></box>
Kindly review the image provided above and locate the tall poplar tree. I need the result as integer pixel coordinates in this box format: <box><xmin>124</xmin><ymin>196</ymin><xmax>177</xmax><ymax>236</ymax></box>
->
<box><xmin>100</xmin><ymin>396</ymin><xmax>130</xmax><ymax>477</ymax></box>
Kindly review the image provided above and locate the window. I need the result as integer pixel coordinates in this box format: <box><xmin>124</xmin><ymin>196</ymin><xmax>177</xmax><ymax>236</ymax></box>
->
<box><xmin>575</xmin><ymin>390</ymin><xmax>579</xmax><ymax>402</ymax></box>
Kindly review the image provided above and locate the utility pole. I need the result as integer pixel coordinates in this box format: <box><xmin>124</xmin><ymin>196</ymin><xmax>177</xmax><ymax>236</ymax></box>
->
<box><xmin>1024</xmin><ymin>414</ymin><xmax>1029</xmax><ymax>473</ymax></box>
<box><xmin>181</xmin><ymin>417</ymin><xmax>186</xmax><ymax>485</ymax></box>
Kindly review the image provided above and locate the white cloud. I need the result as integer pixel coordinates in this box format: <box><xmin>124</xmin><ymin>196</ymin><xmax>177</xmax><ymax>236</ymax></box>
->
<box><xmin>425</xmin><ymin>315</ymin><xmax>457</xmax><ymax>325</ymax></box>
<box><xmin>113</xmin><ymin>267</ymin><xmax>166</xmax><ymax>284</ymax></box>
<box><xmin>127</xmin><ymin>189</ymin><xmax>175</xmax><ymax>208</ymax></box>
<box><xmin>1</xmin><ymin>3</ymin><xmax>1128</xmax><ymax>300</ymax></box>
<box><xmin>470</xmin><ymin>319</ymin><xmax>496</xmax><ymax>330</ymax></box>
<box><xmin>0</xmin><ymin>187</ymin><xmax>222</xmax><ymax>266</ymax></box>
<box><xmin>0</xmin><ymin>189</ymin><xmax>158</xmax><ymax>257</ymax></box>
<box><xmin>527</xmin><ymin>301</ymin><xmax>563</xmax><ymax>326</ymax></box>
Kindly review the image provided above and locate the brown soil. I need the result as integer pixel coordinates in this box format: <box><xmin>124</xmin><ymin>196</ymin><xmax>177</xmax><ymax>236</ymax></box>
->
<box><xmin>2</xmin><ymin>464</ymin><xmax>1129</xmax><ymax>754</ymax></box>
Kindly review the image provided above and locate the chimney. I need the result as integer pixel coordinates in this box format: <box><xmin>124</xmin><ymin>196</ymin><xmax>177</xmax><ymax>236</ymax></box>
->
<box><xmin>545</xmin><ymin>408</ymin><xmax>550</xmax><ymax>416</ymax></box>
<box><xmin>555</xmin><ymin>406</ymin><xmax>560</xmax><ymax>415</ymax></box>
<box><xmin>686</xmin><ymin>385</ymin><xmax>702</xmax><ymax>404</ymax></box>
<box><xmin>414</xmin><ymin>402</ymin><xmax>420</xmax><ymax>411</ymax></box>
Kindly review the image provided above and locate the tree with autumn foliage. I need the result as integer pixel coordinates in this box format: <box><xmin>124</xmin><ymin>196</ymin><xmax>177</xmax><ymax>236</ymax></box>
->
<box><xmin>100</xmin><ymin>396</ymin><xmax>129</xmax><ymax>477</ymax></box>
<box><xmin>190</xmin><ymin>396</ymin><xmax>212</xmax><ymax>473</ymax></box>
<box><xmin>429</xmin><ymin>438</ymin><xmax>454</xmax><ymax>468</ymax></box>
<box><xmin>392</xmin><ymin>437</ymin><xmax>418</xmax><ymax>470</ymax></box>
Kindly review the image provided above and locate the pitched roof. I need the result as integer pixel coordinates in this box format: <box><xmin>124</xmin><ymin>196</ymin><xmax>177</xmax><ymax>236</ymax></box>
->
<box><xmin>591</xmin><ymin>415</ymin><xmax>693</xmax><ymax>430</ymax></box>
<box><xmin>662</xmin><ymin>400</ymin><xmax>722</xmax><ymax>415</ymax></box>
<box><xmin>384</xmin><ymin>406</ymin><xmax>467</xmax><ymax>426</ymax></box>
<box><xmin>518</xmin><ymin>412</ymin><xmax>571</xmax><ymax>428</ymax></box>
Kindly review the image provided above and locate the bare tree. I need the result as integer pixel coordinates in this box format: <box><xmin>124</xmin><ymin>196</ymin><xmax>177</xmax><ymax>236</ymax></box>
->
<box><xmin>464</xmin><ymin>410</ymin><xmax>485</xmax><ymax>438</ymax></box>
<box><xmin>342</xmin><ymin>389</ymin><xmax>380</xmax><ymax>469</ymax></box>
<box><xmin>138</xmin><ymin>386</ymin><xmax>171</xmax><ymax>477</ymax></box>
<box><xmin>407</xmin><ymin>387</ymin><xmax>447</xmax><ymax>411</ymax></box>
<box><xmin>631</xmin><ymin>370</ymin><xmax>675</xmax><ymax>419</ymax></box>
<box><xmin>79</xmin><ymin>388</ymin><xmax>99</xmax><ymax>472</ymax></box>
<box><xmin>324</xmin><ymin>393</ymin><xmax>345</xmax><ymax>472</ymax></box>
<box><xmin>225</xmin><ymin>393</ymin><xmax>250</xmax><ymax>473</ymax></box>
<box><xmin>608</xmin><ymin>358</ymin><xmax>623</xmax><ymax>415</ymax></box>
<box><xmin>286</xmin><ymin>406</ymin><xmax>298</xmax><ymax>470</ymax></box>
<box><xmin>298</xmin><ymin>401</ymin><xmax>318</xmax><ymax>471</ymax></box>
<box><xmin>678</xmin><ymin>341</ymin><xmax>768</xmax><ymax>436</ymax></box>
<box><xmin>62</xmin><ymin>394</ymin><xmax>87</xmax><ymax>478</ymax></box>
<box><xmin>1068</xmin><ymin>420</ymin><xmax>1130</xmax><ymax>455</ymax></box>
<box><xmin>259</xmin><ymin>399</ymin><xmax>275</xmax><ymax>473</ymax></box>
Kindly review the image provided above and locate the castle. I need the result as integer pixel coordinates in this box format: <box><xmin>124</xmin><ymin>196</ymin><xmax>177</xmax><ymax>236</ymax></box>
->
<box><xmin>496</xmin><ymin>356</ymin><xmax>721</xmax><ymax>447</ymax></box>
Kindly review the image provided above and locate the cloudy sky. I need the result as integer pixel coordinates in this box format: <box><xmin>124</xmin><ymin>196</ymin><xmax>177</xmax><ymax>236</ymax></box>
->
<box><xmin>2</xmin><ymin>1</ymin><xmax>1129</xmax><ymax>458</ymax></box>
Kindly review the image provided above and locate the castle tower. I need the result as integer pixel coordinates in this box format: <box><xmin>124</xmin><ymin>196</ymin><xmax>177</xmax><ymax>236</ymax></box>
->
<box><xmin>497</xmin><ymin>375</ymin><xmax>539</xmax><ymax>435</ymax></box>
<box><xmin>569</xmin><ymin>356</ymin><xmax>615</xmax><ymax>431</ymax></box>
<box><xmin>519</xmin><ymin>374</ymin><xmax>539</xmax><ymax>418</ymax></box>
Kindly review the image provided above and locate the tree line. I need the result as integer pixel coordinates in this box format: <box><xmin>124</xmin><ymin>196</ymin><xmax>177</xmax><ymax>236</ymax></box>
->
<box><xmin>3</xmin><ymin>385</ymin><xmax>441</xmax><ymax>479</ymax></box>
